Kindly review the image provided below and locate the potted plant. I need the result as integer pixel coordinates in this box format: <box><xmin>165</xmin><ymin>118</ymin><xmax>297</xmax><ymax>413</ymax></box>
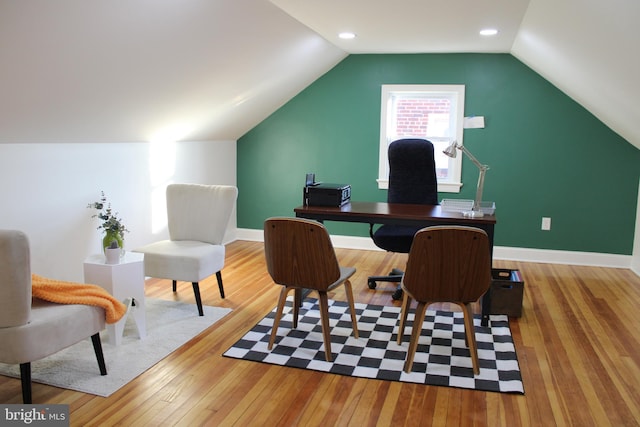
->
<box><xmin>87</xmin><ymin>191</ymin><xmax>129</xmax><ymax>254</ymax></box>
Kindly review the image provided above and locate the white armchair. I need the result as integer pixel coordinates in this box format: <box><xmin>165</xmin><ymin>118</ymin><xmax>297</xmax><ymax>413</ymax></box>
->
<box><xmin>135</xmin><ymin>184</ymin><xmax>238</xmax><ymax>316</ymax></box>
<box><xmin>0</xmin><ymin>230</ymin><xmax>107</xmax><ymax>403</ymax></box>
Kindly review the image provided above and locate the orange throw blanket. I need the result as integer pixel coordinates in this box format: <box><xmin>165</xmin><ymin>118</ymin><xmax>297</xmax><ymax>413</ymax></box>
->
<box><xmin>31</xmin><ymin>274</ymin><xmax>127</xmax><ymax>324</ymax></box>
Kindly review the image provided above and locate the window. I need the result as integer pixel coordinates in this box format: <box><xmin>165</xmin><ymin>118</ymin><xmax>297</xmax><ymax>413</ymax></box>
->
<box><xmin>378</xmin><ymin>84</ymin><xmax>465</xmax><ymax>193</ymax></box>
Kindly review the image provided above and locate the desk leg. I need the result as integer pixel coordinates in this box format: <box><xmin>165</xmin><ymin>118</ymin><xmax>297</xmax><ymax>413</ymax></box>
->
<box><xmin>481</xmin><ymin>292</ymin><xmax>490</xmax><ymax>327</ymax></box>
<box><xmin>482</xmin><ymin>227</ymin><xmax>494</xmax><ymax>327</ymax></box>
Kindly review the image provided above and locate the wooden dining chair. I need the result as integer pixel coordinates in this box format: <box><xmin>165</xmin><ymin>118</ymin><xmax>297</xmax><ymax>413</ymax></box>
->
<box><xmin>263</xmin><ymin>217</ymin><xmax>359</xmax><ymax>362</ymax></box>
<box><xmin>396</xmin><ymin>225</ymin><xmax>491</xmax><ymax>374</ymax></box>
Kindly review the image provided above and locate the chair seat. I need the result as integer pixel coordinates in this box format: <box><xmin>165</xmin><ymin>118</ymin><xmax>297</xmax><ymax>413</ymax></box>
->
<box><xmin>0</xmin><ymin>299</ymin><xmax>104</xmax><ymax>364</ymax></box>
<box><xmin>325</xmin><ymin>266</ymin><xmax>356</xmax><ymax>291</ymax></box>
<box><xmin>135</xmin><ymin>240</ymin><xmax>225</xmax><ymax>283</ymax></box>
<box><xmin>372</xmin><ymin>225</ymin><xmax>421</xmax><ymax>254</ymax></box>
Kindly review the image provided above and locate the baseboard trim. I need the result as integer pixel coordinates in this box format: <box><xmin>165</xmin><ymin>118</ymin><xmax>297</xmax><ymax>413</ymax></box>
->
<box><xmin>236</xmin><ymin>228</ymin><xmax>633</xmax><ymax>269</ymax></box>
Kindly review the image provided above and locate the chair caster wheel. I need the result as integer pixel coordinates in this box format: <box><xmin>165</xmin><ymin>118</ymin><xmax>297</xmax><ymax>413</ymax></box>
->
<box><xmin>392</xmin><ymin>288</ymin><xmax>403</xmax><ymax>300</ymax></box>
<box><xmin>368</xmin><ymin>280</ymin><xmax>377</xmax><ymax>289</ymax></box>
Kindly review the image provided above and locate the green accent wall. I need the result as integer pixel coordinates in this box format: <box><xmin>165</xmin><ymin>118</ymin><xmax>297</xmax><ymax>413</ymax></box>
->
<box><xmin>238</xmin><ymin>53</ymin><xmax>640</xmax><ymax>255</ymax></box>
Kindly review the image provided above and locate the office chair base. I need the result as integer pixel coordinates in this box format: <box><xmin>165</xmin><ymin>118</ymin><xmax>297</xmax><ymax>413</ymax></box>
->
<box><xmin>367</xmin><ymin>269</ymin><xmax>405</xmax><ymax>300</ymax></box>
<box><xmin>367</xmin><ymin>275</ymin><xmax>401</xmax><ymax>289</ymax></box>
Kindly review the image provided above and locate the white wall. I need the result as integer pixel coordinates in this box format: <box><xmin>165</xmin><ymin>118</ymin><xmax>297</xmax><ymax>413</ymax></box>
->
<box><xmin>0</xmin><ymin>140</ymin><xmax>236</xmax><ymax>282</ymax></box>
<box><xmin>633</xmin><ymin>179</ymin><xmax>640</xmax><ymax>275</ymax></box>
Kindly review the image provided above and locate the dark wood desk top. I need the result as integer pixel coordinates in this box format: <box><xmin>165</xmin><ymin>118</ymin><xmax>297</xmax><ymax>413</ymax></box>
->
<box><xmin>294</xmin><ymin>201</ymin><xmax>496</xmax><ymax>226</ymax></box>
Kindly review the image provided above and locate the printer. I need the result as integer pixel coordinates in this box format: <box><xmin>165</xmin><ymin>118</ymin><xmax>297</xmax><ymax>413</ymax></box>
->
<box><xmin>303</xmin><ymin>182</ymin><xmax>351</xmax><ymax>207</ymax></box>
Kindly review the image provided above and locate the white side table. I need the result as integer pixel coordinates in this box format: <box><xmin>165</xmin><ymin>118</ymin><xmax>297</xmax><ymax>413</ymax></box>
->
<box><xmin>83</xmin><ymin>251</ymin><xmax>147</xmax><ymax>346</ymax></box>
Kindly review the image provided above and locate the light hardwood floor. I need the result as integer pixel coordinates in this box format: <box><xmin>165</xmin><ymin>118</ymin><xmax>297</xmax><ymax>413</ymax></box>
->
<box><xmin>1</xmin><ymin>240</ymin><xmax>639</xmax><ymax>426</ymax></box>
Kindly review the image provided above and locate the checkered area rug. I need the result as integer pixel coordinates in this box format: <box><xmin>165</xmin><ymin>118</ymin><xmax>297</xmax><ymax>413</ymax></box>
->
<box><xmin>223</xmin><ymin>298</ymin><xmax>524</xmax><ymax>394</ymax></box>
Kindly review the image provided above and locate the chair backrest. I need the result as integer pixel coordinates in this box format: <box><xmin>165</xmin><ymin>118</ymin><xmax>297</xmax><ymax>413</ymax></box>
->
<box><xmin>166</xmin><ymin>184</ymin><xmax>238</xmax><ymax>245</ymax></box>
<box><xmin>402</xmin><ymin>226</ymin><xmax>491</xmax><ymax>303</ymax></box>
<box><xmin>387</xmin><ymin>138</ymin><xmax>438</xmax><ymax>205</ymax></box>
<box><xmin>0</xmin><ymin>230</ymin><xmax>32</xmax><ymax>327</ymax></box>
<box><xmin>263</xmin><ymin>217</ymin><xmax>341</xmax><ymax>291</ymax></box>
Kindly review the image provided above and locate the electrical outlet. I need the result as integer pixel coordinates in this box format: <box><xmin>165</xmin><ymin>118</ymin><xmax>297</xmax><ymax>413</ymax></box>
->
<box><xmin>541</xmin><ymin>217</ymin><xmax>551</xmax><ymax>231</ymax></box>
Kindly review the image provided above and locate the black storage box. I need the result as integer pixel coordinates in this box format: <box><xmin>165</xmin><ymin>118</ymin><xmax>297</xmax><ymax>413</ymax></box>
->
<box><xmin>490</xmin><ymin>269</ymin><xmax>524</xmax><ymax>317</ymax></box>
<box><xmin>303</xmin><ymin>183</ymin><xmax>351</xmax><ymax>207</ymax></box>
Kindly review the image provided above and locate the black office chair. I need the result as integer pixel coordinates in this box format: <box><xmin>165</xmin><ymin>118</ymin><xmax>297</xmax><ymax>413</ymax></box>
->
<box><xmin>368</xmin><ymin>138</ymin><xmax>438</xmax><ymax>300</ymax></box>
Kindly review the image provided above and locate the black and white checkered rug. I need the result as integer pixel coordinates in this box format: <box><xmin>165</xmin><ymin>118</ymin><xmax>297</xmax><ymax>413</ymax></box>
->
<box><xmin>223</xmin><ymin>298</ymin><xmax>524</xmax><ymax>394</ymax></box>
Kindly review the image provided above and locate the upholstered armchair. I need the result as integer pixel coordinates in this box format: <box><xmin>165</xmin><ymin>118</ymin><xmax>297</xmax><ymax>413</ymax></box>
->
<box><xmin>135</xmin><ymin>183</ymin><xmax>238</xmax><ymax>316</ymax></box>
<box><xmin>0</xmin><ymin>230</ymin><xmax>107</xmax><ymax>403</ymax></box>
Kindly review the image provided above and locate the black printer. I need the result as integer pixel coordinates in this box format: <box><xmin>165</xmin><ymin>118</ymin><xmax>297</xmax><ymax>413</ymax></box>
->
<box><xmin>303</xmin><ymin>182</ymin><xmax>351</xmax><ymax>207</ymax></box>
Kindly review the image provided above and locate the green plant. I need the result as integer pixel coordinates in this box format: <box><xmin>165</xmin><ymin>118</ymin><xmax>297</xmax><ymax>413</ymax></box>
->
<box><xmin>87</xmin><ymin>191</ymin><xmax>129</xmax><ymax>236</ymax></box>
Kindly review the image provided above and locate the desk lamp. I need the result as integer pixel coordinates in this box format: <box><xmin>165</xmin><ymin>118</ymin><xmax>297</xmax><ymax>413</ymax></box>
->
<box><xmin>443</xmin><ymin>141</ymin><xmax>489</xmax><ymax>218</ymax></box>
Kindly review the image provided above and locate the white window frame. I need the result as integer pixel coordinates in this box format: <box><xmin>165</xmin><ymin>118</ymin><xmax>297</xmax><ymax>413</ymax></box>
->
<box><xmin>377</xmin><ymin>84</ymin><xmax>465</xmax><ymax>193</ymax></box>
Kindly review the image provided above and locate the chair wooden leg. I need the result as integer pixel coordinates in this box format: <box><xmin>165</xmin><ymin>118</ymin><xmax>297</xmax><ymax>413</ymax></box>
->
<box><xmin>403</xmin><ymin>301</ymin><xmax>428</xmax><ymax>373</ymax></box>
<box><xmin>293</xmin><ymin>289</ymin><xmax>301</xmax><ymax>329</ymax></box>
<box><xmin>269</xmin><ymin>286</ymin><xmax>292</xmax><ymax>350</ymax></box>
<box><xmin>91</xmin><ymin>333</ymin><xmax>108</xmax><ymax>375</ymax></box>
<box><xmin>216</xmin><ymin>271</ymin><xmax>225</xmax><ymax>299</ymax></box>
<box><xmin>19</xmin><ymin>362</ymin><xmax>31</xmax><ymax>404</ymax></box>
<box><xmin>172</xmin><ymin>280</ymin><xmax>177</xmax><ymax>292</ymax></box>
<box><xmin>397</xmin><ymin>291</ymin><xmax>412</xmax><ymax>345</ymax></box>
<box><xmin>192</xmin><ymin>282</ymin><xmax>204</xmax><ymax>316</ymax></box>
<box><xmin>462</xmin><ymin>303</ymin><xmax>480</xmax><ymax>375</ymax></box>
<box><xmin>318</xmin><ymin>291</ymin><xmax>333</xmax><ymax>362</ymax></box>
<box><xmin>344</xmin><ymin>279</ymin><xmax>359</xmax><ymax>339</ymax></box>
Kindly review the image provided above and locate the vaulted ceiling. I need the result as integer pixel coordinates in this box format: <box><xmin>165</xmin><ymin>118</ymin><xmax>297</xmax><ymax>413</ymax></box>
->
<box><xmin>1</xmin><ymin>0</ymin><xmax>638</xmax><ymax>150</ymax></box>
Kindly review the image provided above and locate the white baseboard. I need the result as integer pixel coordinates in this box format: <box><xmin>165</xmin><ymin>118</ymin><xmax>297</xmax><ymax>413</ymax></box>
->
<box><xmin>235</xmin><ymin>228</ymin><xmax>634</xmax><ymax>270</ymax></box>
<box><xmin>492</xmin><ymin>246</ymin><xmax>631</xmax><ymax>269</ymax></box>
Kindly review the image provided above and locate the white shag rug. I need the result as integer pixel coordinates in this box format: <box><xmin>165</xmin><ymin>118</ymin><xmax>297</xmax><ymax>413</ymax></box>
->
<box><xmin>0</xmin><ymin>298</ymin><xmax>231</xmax><ymax>397</ymax></box>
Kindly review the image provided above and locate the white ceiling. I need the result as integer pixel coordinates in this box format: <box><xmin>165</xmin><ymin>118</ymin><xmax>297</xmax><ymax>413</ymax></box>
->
<box><xmin>0</xmin><ymin>0</ymin><xmax>639</xmax><ymax>150</ymax></box>
<box><xmin>270</xmin><ymin>0</ymin><xmax>530</xmax><ymax>53</ymax></box>
<box><xmin>0</xmin><ymin>0</ymin><xmax>346</xmax><ymax>143</ymax></box>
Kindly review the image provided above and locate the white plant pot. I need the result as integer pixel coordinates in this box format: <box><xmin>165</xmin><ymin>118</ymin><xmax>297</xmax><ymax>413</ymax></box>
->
<box><xmin>105</xmin><ymin>248</ymin><xmax>121</xmax><ymax>264</ymax></box>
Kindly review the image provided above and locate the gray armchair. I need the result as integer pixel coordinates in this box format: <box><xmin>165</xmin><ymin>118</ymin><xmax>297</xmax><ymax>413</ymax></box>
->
<box><xmin>0</xmin><ymin>230</ymin><xmax>107</xmax><ymax>403</ymax></box>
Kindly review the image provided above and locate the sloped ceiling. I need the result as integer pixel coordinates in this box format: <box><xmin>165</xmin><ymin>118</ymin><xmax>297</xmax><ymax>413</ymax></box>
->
<box><xmin>0</xmin><ymin>0</ymin><xmax>346</xmax><ymax>143</ymax></box>
<box><xmin>511</xmin><ymin>0</ymin><xmax>640</xmax><ymax>150</ymax></box>
<box><xmin>0</xmin><ymin>0</ymin><xmax>638</xmax><ymax>150</ymax></box>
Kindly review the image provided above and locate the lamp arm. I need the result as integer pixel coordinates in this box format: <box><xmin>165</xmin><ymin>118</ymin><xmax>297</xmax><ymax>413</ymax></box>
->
<box><xmin>474</xmin><ymin>168</ymin><xmax>486</xmax><ymax>212</ymax></box>
<box><xmin>458</xmin><ymin>144</ymin><xmax>489</xmax><ymax>212</ymax></box>
<box><xmin>459</xmin><ymin>144</ymin><xmax>488</xmax><ymax>171</ymax></box>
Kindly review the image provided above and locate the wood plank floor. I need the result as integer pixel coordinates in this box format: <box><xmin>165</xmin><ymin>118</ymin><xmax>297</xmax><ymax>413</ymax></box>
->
<box><xmin>2</xmin><ymin>240</ymin><xmax>639</xmax><ymax>426</ymax></box>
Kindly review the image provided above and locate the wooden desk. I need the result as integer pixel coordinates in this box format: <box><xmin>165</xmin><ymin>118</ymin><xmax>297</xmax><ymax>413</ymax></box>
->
<box><xmin>295</xmin><ymin>202</ymin><xmax>496</xmax><ymax>326</ymax></box>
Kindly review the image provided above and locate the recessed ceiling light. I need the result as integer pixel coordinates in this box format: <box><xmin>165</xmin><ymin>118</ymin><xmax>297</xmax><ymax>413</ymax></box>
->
<box><xmin>339</xmin><ymin>32</ymin><xmax>356</xmax><ymax>40</ymax></box>
<box><xmin>480</xmin><ymin>29</ymin><xmax>498</xmax><ymax>36</ymax></box>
